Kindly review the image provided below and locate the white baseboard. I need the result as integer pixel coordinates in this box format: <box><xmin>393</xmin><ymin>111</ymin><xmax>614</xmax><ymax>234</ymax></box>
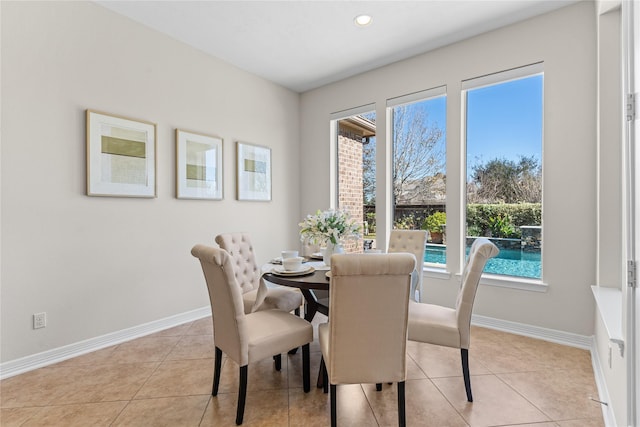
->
<box><xmin>588</xmin><ymin>336</ymin><xmax>618</xmax><ymax>427</ymax></box>
<box><xmin>0</xmin><ymin>306</ymin><xmax>211</xmax><ymax>380</ymax></box>
<box><xmin>471</xmin><ymin>314</ymin><xmax>592</xmax><ymax>349</ymax></box>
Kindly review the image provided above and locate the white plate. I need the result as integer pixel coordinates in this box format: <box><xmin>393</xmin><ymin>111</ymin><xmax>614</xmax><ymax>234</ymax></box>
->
<box><xmin>271</xmin><ymin>266</ymin><xmax>315</xmax><ymax>276</ymax></box>
<box><xmin>310</xmin><ymin>252</ymin><xmax>324</xmax><ymax>260</ymax></box>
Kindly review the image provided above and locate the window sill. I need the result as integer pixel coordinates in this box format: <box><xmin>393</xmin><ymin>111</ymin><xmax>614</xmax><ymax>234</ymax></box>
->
<box><xmin>422</xmin><ymin>266</ymin><xmax>549</xmax><ymax>292</ymax></box>
<box><xmin>422</xmin><ymin>266</ymin><xmax>548</xmax><ymax>292</ymax></box>
<box><xmin>423</xmin><ymin>266</ymin><xmax>452</xmax><ymax>280</ymax></box>
<box><xmin>591</xmin><ymin>285</ymin><xmax>624</xmax><ymax>356</ymax></box>
<box><xmin>478</xmin><ymin>274</ymin><xmax>548</xmax><ymax>292</ymax></box>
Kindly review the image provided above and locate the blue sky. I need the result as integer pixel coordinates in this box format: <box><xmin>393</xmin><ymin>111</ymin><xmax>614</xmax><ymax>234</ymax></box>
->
<box><xmin>466</xmin><ymin>75</ymin><xmax>543</xmax><ymax>177</ymax></box>
<box><xmin>419</xmin><ymin>74</ymin><xmax>542</xmax><ymax>179</ymax></box>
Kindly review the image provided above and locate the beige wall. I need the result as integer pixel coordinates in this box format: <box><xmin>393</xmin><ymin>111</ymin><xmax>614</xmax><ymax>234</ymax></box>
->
<box><xmin>301</xmin><ymin>1</ymin><xmax>598</xmax><ymax>335</ymax></box>
<box><xmin>0</xmin><ymin>1</ymin><xmax>301</xmax><ymax>362</ymax></box>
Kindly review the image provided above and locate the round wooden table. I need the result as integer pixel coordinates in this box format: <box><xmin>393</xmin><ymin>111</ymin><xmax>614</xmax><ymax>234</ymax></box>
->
<box><xmin>262</xmin><ymin>268</ymin><xmax>329</xmax><ymax>322</ymax></box>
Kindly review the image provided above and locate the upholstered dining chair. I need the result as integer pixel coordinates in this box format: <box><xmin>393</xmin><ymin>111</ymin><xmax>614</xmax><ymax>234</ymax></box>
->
<box><xmin>388</xmin><ymin>229</ymin><xmax>428</xmax><ymax>301</ymax></box>
<box><xmin>215</xmin><ymin>232</ymin><xmax>303</xmax><ymax>314</ymax></box>
<box><xmin>319</xmin><ymin>253</ymin><xmax>415</xmax><ymax>427</ymax></box>
<box><xmin>191</xmin><ymin>244</ymin><xmax>313</xmax><ymax>425</ymax></box>
<box><xmin>407</xmin><ymin>237</ymin><xmax>499</xmax><ymax>402</ymax></box>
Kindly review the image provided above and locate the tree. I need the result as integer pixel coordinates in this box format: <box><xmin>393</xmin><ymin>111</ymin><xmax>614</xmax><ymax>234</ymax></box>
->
<box><xmin>391</xmin><ymin>104</ymin><xmax>445</xmax><ymax>203</ymax></box>
<box><xmin>361</xmin><ymin>112</ymin><xmax>377</xmax><ymax>204</ymax></box>
<box><xmin>468</xmin><ymin>156</ymin><xmax>541</xmax><ymax>203</ymax></box>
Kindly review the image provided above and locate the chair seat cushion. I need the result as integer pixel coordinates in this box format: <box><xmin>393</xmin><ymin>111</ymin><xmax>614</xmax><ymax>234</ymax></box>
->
<box><xmin>242</xmin><ymin>286</ymin><xmax>303</xmax><ymax>314</ymax></box>
<box><xmin>246</xmin><ymin>310</ymin><xmax>313</xmax><ymax>364</ymax></box>
<box><xmin>407</xmin><ymin>301</ymin><xmax>461</xmax><ymax>349</ymax></box>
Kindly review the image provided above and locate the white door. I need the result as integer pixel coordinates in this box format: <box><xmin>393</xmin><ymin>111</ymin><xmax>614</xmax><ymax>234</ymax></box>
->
<box><xmin>626</xmin><ymin>1</ymin><xmax>639</xmax><ymax>426</ymax></box>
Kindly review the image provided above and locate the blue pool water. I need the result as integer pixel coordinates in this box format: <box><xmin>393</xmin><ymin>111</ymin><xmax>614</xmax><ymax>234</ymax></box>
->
<box><xmin>424</xmin><ymin>245</ymin><xmax>541</xmax><ymax>279</ymax></box>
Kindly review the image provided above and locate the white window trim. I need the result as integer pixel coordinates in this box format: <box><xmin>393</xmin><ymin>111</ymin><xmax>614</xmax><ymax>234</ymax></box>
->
<box><xmin>330</xmin><ymin>103</ymin><xmax>376</xmax><ymax>121</ymax></box>
<box><xmin>422</xmin><ymin>266</ymin><xmax>548</xmax><ymax>292</ymax></box>
<box><xmin>387</xmin><ymin>85</ymin><xmax>446</xmax><ymax>108</ymax></box>
<box><xmin>461</xmin><ymin>62</ymin><xmax>544</xmax><ymax>91</ymax></box>
<box><xmin>386</xmin><ymin>85</ymin><xmax>448</xmax><ymax>262</ymax></box>
<box><xmin>461</xmin><ymin>63</ymin><xmax>545</xmax><ymax>287</ymax></box>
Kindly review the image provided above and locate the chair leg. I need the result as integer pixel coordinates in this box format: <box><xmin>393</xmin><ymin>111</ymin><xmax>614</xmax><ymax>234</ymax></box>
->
<box><xmin>398</xmin><ymin>381</ymin><xmax>406</xmax><ymax>427</ymax></box>
<box><xmin>330</xmin><ymin>384</ymin><xmax>337</xmax><ymax>427</ymax></box>
<box><xmin>461</xmin><ymin>348</ymin><xmax>473</xmax><ymax>402</ymax></box>
<box><xmin>274</xmin><ymin>354</ymin><xmax>282</xmax><ymax>371</ymax></box>
<box><xmin>236</xmin><ymin>365</ymin><xmax>248</xmax><ymax>425</ymax></box>
<box><xmin>288</xmin><ymin>307</ymin><xmax>302</xmax><ymax>355</ymax></box>
<box><xmin>320</xmin><ymin>357</ymin><xmax>329</xmax><ymax>393</ymax></box>
<box><xmin>376</xmin><ymin>383</ymin><xmax>382</xmax><ymax>391</ymax></box>
<box><xmin>213</xmin><ymin>346</ymin><xmax>222</xmax><ymax>396</ymax></box>
<box><xmin>302</xmin><ymin>343</ymin><xmax>310</xmax><ymax>392</ymax></box>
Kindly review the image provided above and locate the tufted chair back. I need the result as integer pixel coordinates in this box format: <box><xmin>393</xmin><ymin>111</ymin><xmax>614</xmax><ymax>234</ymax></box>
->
<box><xmin>455</xmin><ymin>237</ymin><xmax>499</xmax><ymax>349</ymax></box>
<box><xmin>190</xmin><ymin>244</ymin><xmax>248</xmax><ymax>364</ymax></box>
<box><xmin>406</xmin><ymin>237</ymin><xmax>498</xmax><ymax>403</ymax></box>
<box><xmin>319</xmin><ymin>252</ymin><xmax>415</xmax><ymax>427</ymax></box>
<box><xmin>215</xmin><ymin>233</ymin><xmax>261</xmax><ymax>295</ymax></box>
<box><xmin>388</xmin><ymin>230</ymin><xmax>427</xmax><ymax>300</ymax></box>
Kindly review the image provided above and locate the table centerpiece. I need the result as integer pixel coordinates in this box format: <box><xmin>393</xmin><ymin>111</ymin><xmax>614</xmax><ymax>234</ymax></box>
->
<box><xmin>299</xmin><ymin>209</ymin><xmax>361</xmax><ymax>266</ymax></box>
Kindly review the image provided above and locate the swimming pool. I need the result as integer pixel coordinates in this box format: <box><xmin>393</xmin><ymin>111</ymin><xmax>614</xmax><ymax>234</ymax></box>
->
<box><xmin>424</xmin><ymin>244</ymin><xmax>541</xmax><ymax>279</ymax></box>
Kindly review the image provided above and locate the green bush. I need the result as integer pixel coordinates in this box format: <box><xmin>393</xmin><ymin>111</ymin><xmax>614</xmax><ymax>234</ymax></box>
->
<box><xmin>488</xmin><ymin>214</ymin><xmax>518</xmax><ymax>238</ymax></box>
<box><xmin>422</xmin><ymin>211</ymin><xmax>447</xmax><ymax>232</ymax></box>
<box><xmin>466</xmin><ymin>203</ymin><xmax>540</xmax><ymax>237</ymax></box>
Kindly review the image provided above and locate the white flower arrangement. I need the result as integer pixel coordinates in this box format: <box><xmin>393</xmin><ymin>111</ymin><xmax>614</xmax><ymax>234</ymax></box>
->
<box><xmin>299</xmin><ymin>209</ymin><xmax>362</xmax><ymax>245</ymax></box>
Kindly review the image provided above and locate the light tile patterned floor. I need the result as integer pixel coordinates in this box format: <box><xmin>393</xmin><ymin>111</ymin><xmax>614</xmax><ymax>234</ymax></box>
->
<box><xmin>1</xmin><ymin>315</ymin><xmax>605</xmax><ymax>426</ymax></box>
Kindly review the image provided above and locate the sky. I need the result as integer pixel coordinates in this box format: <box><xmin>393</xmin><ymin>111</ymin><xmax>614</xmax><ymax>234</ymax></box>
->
<box><xmin>418</xmin><ymin>74</ymin><xmax>542</xmax><ymax>179</ymax></box>
<box><xmin>465</xmin><ymin>75</ymin><xmax>543</xmax><ymax>177</ymax></box>
<box><xmin>358</xmin><ymin>73</ymin><xmax>542</xmax><ymax>183</ymax></box>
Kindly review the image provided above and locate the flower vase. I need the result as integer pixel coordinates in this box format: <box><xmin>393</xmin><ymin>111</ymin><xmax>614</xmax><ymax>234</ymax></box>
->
<box><xmin>323</xmin><ymin>242</ymin><xmax>344</xmax><ymax>266</ymax></box>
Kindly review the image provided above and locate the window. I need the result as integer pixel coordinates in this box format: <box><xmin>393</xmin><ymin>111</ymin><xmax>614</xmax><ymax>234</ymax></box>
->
<box><xmin>463</xmin><ymin>63</ymin><xmax>543</xmax><ymax>280</ymax></box>
<box><xmin>333</xmin><ymin>106</ymin><xmax>376</xmax><ymax>252</ymax></box>
<box><xmin>388</xmin><ymin>87</ymin><xmax>447</xmax><ymax>266</ymax></box>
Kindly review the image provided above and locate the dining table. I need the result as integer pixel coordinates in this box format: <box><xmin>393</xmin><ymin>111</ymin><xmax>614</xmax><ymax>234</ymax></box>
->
<box><xmin>261</xmin><ymin>259</ymin><xmax>330</xmax><ymax>322</ymax></box>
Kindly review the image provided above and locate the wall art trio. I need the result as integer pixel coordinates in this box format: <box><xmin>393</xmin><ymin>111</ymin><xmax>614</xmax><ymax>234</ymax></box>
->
<box><xmin>86</xmin><ymin>109</ymin><xmax>272</xmax><ymax>201</ymax></box>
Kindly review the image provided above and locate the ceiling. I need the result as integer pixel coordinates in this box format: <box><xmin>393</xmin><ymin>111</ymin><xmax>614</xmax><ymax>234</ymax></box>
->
<box><xmin>96</xmin><ymin>0</ymin><xmax>577</xmax><ymax>93</ymax></box>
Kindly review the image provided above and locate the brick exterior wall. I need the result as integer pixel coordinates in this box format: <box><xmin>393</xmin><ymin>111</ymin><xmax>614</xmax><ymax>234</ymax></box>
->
<box><xmin>338</xmin><ymin>127</ymin><xmax>364</xmax><ymax>253</ymax></box>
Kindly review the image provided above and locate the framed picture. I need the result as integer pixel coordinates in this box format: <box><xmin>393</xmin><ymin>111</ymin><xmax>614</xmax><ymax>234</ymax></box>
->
<box><xmin>236</xmin><ymin>142</ymin><xmax>271</xmax><ymax>201</ymax></box>
<box><xmin>86</xmin><ymin>110</ymin><xmax>157</xmax><ymax>197</ymax></box>
<box><xmin>176</xmin><ymin>130</ymin><xmax>223</xmax><ymax>200</ymax></box>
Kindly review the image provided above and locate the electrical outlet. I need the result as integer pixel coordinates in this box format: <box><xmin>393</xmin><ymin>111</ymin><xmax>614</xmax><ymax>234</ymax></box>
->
<box><xmin>33</xmin><ymin>312</ymin><xmax>46</xmax><ymax>329</ymax></box>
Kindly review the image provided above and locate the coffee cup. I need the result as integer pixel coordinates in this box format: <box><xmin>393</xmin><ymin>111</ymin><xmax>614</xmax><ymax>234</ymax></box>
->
<box><xmin>283</xmin><ymin>256</ymin><xmax>304</xmax><ymax>271</ymax></box>
<box><xmin>281</xmin><ymin>250</ymin><xmax>299</xmax><ymax>260</ymax></box>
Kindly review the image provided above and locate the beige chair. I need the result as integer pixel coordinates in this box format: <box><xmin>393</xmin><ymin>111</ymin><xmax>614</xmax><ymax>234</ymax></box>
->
<box><xmin>388</xmin><ymin>229</ymin><xmax>428</xmax><ymax>301</ymax></box>
<box><xmin>407</xmin><ymin>237</ymin><xmax>499</xmax><ymax>402</ymax></box>
<box><xmin>215</xmin><ymin>232</ymin><xmax>303</xmax><ymax>314</ymax></box>
<box><xmin>319</xmin><ymin>253</ymin><xmax>415</xmax><ymax>427</ymax></box>
<box><xmin>191</xmin><ymin>244</ymin><xmax>313</xmax><ymax>425</ymax></box>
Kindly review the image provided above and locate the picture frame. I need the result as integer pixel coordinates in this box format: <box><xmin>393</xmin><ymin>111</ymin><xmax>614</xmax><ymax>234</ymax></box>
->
<box><xmin>176</xmin><ymin>129</ymin><xmax>223</xmax><ymax>200</ymax></box>
<box><xmin>86</xmin><ymin>110</ymin><xmax>157</xmax><ymax>197</ymax></box>
<box><xmin>236</xmin><ymin>141</ymin><xmax>272</xmax><ymax>201</ymax></box>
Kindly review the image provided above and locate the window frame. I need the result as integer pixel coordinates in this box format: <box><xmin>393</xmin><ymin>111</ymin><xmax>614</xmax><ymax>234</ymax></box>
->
<box><xmin>461</xmin><ymin>62</ymin><xmax>546</xmax><ymax>288</ymax></box>
<box><xmin>386</xmin><ymin>86</ymin><xmax>448</xmax><ymax>268</ymax></box>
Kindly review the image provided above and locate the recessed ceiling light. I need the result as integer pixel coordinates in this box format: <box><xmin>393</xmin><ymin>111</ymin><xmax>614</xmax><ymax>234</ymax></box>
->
<box><xmin>354</xmin><ymin>14</ymin><xmax>373</xmax><ymax>27</ymax></box>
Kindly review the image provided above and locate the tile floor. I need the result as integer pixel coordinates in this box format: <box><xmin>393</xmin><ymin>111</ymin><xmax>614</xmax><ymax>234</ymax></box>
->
<box><xmin>1</xmin><ymin>314</ymin><xmax>605</xmax><ymax>426</ymax></box>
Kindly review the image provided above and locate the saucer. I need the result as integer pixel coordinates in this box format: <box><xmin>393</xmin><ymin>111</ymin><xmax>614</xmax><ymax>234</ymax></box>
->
<box><xmin>271</xmin><ymin>266</ymin><xmax>315</xmax><ymax>277</ymax></box>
